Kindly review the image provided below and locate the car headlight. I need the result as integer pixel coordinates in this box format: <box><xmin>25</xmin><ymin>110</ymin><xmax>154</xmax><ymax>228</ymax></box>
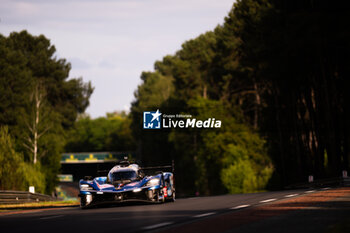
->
<box><xmin>86</xmin><ymin>194</ymin><xmax>93</xmax><ymax>204</ymax></box>
<box><xmin>133</xmin><ymin>188</ymin><xmax>142</xmax><ymax>192</ymax></box>
<box><xmin>146</xmin><ymin>178</ymin><xmax>160</xmax><ymax>186</ymax></box>
<box><xmin>80</xmin><ymin>184</ymin><xmax>94</xmax><ymax>191</ymax></box>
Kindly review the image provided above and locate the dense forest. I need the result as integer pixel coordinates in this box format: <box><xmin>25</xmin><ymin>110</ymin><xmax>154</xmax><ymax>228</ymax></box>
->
<box><xmin>1</xmin><ymin>0</ymin><xmax>349</xmax><ymax>196</ymax></box>
<box><xmin>131</xmin><ymin>0</ymin><xmax>350</xmax><ymax>195</ymax></box>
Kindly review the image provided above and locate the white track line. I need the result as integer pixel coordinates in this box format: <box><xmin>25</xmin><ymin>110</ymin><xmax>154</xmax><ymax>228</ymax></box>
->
<box><xmin>322</xmin><ymin>187</ymin><xmax>331</xmax><ymax>190</ymax></box>
<box><xmin>231</xmin><ymin>204</ymin><xmax>250</xmax><ymax>210</ymax></box>
<box><xmin>305</xmin><ymin>190</ymin><xmax>315</xmax><ymax>193</ymax></box>
<box><xmin>259</xmin><ymin>198</ymin><xmax>277</xmax><ymax>203</ymax></box>
<box><xmin>39</xmin><ymin>215</ymin><xmax>64</xmax><ymax>220</ymax></box>
<box><xmin>142</xmin><ymin>222</ymin><xmax>173</xmax><ymax>230</ymax></box>
<box><xmin>284</xmin><ymin>194</ymin><xmax>299</xmax><ymax>198</ymax></box>
<box><xmin>193</xmin><ymin>212</ymin><xmax>216</xmax><ymax>218</ymax></box>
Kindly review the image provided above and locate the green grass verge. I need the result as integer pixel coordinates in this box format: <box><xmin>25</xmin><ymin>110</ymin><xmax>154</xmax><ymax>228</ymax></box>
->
<box><xmin>0</xmin><ymin>200</ymin><xmax>79</xmax><ymax>210</ymax></box>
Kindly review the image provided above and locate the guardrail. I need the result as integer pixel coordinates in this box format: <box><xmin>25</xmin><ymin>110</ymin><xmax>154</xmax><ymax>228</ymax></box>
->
<box><xmin>285</xmin><ymin>177</ymin><xmax>350</xmax><ymax>189</ymax></box>
<box><xmin>0</xmin><ymin>190</ymin><xmax>56</xmax><ymax>204</ymax></box>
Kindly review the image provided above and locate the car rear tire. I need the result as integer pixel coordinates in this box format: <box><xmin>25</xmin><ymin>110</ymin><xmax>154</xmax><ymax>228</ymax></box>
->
<box><xmin>155</xmin><ymin>190</ymin><xmax>165</xmax><ymax>204</ymax></box>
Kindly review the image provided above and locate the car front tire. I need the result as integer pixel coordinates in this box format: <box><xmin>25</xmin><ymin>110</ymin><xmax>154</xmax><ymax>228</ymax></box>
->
<box><xmin>80</xmin><ymin>194</ymin><xmax>92</xmax><ymax>209</ymax></box>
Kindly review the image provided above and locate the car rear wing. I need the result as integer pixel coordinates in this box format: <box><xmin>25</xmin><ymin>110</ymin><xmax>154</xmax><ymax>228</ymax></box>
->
<box><xmin>96</xmin><ymin>159</ymin><xmax>175</xmax><ymax>176</ymax></box>
<box><xmin>140</xmin><ymin>160</ymin><xmax>175</xmax><ymax>174</ymax></box>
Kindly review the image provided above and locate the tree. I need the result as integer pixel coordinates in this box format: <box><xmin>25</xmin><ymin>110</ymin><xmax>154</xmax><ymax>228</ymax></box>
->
<box><xmin>227</xmin><ymin>0</ymin><xmax>350</xmax><ymax>185</ymax></box>
<box><xmin>22</xmin><ymin>82</ymin><xmax>51</xmax><ymax>164</ymax></box>
<box><xmin>0</xmin><ymin>30</ymin><xmax>93</xmax><ymax>131</ymax></box>
<box><xmin>169</xmin><ymin>97</ymin><xmax>272</xmax><ymax>195</ymax></box>
<box><xmin>0</xmin><ymin>30</ymin><xmax>93</xmax><ymax>193</ymax></box>
<box><xmin>130</xmin><ymin>27</ymin><xmax>273</xmax><ymax>195</ymax></box>
<box><xmin>0</xmin><ymin>126</ymin><xmax>23</xmax><ymax>190</ymax></box>
<box><xmin>131</xmin><ymin>0</ymin><xmax>350</xmax><ymax>194</ymax></box>
<box><xmin>0</xmin><ymin>126</ymin><xmax>45</xmax><ymax>193</ymax></box>
<box><xmin>65</xmin><ymin>112</ymin><xmax>136</xmax><ymax>153</ymax></box>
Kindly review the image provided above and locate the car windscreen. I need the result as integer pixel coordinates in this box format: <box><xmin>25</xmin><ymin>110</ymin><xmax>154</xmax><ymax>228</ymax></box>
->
<box><xmin>111</xmin><ymin>171</ymin><xmax>137</xmax><ymax>182</ymax></box>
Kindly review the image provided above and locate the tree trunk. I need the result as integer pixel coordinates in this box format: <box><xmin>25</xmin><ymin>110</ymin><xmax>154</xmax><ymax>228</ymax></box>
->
<box><xmin>253</xmin><ymin>82</ymin><xmax>261</xmax><ymax>130</ymax></box>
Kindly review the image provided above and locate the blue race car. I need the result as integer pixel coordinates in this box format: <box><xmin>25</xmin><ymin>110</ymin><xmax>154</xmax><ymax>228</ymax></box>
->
<box><xmin>78</xmin><ymin>161</ymin><xmax>175</xmax><ymax>208</ymax></box>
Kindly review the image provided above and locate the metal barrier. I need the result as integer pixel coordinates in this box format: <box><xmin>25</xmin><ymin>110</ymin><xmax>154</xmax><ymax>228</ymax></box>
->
<box><xmin>285</xmin><ymin>177</ymin><xmax>350</xmax><ymax>190</ymax></box>
<box><xmin>0</xmin><ymin>190</ymin><xmax>56</xmax><ymax>204</ymax></box>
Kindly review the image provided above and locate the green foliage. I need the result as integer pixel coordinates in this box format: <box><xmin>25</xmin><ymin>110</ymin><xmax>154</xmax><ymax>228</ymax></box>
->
<box><xmin>221</xmin><ymin>145</ymin><xmax>273</xmax><ymax>193</ymax></box>
<box><xmin>0</xmin><ymin>31</ymin><xmax>93</xmax><ymax>130</ymax></box>
<box><xmin>65</xmin><ymin>112</ymin><xmax>135</xmax><ymax>152</ymax></box>
<box><xmin>130</xmin><ymin>3</ymin><xmax>275</xmax><ymax>195</ymax></box>
<box><xmin>18</xmin><ymin>162</ymin><xmax>46</xmax><ymax>194</ymax></box>
<box><xmin>130</xmin><ymin>68</ymin><xmax>176</xmax><ymax>168</ymax></box>
<box><xmin>0</xmin><ymin>30</ymin><xmax>93</xmax><ymax>193</ymax></box>
<box><xmin>0</xmin><ymin>126</ymin><xmax>23</xmax><ymax>190</ymax></box>
<box><xmin>136</xmin><ymin>72</ymin><xmax>174</xmax><ymax>109</ymax></box>
<box><xmin>40</xmin><ymin>131</ymin><xmax>64</xmax><ymax>193</ymax></box>
<box><xmin>0</xmin><ymin>126</ymin><xmax>45</xmax><ymax>193</ymax></box>
<box><xmin>170</xmin><ymin>97</ymin><xmax>272</xmax><ymax>194</ymax></box>
<box><xmin>221</xmin><ymin>160</ymin><xmax>257</xmax><ymax>193</ymax></box>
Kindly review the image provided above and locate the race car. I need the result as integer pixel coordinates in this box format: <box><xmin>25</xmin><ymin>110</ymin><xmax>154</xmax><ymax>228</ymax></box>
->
<box><xmin>78</xmin><ymin>160</ymin><xmax>175</xmax><ymax>208</ymax></box>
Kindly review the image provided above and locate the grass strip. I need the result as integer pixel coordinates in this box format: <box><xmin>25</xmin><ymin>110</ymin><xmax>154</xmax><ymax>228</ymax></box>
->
<box><xmin>0</xmin><ymin>200</ymin><xmax>79</xmax><ymax>210</ymax></box>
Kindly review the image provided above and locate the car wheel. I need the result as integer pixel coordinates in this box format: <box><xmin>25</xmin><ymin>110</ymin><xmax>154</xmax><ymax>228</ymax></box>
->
<box><xmin>155</xmin><ymin>190</ymin><xmax>165</xmax><ymax>204</ymax></box>
<box><xmin>80</xmin><ymin>194</ymin><xmax>92</xmax><ymax>209</ymax></box>
<box><xmin>80</xmin><ymin>195</ymin><xmax>87</xmax><ymax>208</ymax></box>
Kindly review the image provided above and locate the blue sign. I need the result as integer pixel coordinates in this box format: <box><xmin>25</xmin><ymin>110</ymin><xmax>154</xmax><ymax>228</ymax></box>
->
<box><xmin>143</xmin><ymin>110</ymin><xmax>162</xmax><ymax>129</ymax></box>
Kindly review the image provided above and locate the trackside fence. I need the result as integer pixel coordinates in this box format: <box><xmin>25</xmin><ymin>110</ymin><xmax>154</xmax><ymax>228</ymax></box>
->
<box><xmin>0</xmin><ymin>190</ymin><xmax>56</xmax><ymax>204</ymax></box>
<box><xmin>285</xmin><ymin>177</ymin><xmax>350</xmax><ymax>190</ymax></box>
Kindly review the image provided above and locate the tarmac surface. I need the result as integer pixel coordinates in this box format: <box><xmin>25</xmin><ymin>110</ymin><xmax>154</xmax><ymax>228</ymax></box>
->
<box><xmin>1</xmin><ymin>187</ymin><xmax>349</xmax><ymax>233</ymax></box>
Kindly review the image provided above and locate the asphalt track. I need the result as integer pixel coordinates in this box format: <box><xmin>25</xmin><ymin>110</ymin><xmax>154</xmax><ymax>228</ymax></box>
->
<box><xmin>1</xmin><ymin>187</ymin><xmax>349</xmax><ymax>233</ymax></box>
